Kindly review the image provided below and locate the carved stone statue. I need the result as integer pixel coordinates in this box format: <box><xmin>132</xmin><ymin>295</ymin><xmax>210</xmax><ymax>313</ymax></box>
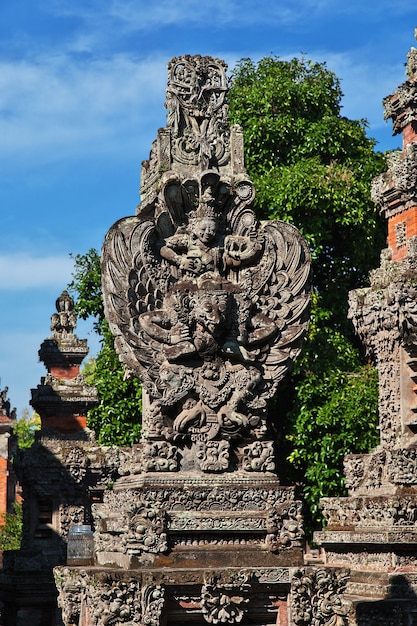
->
<box><xmin>53</xmin><ymin>54</ymin><xmax>312</xmax><ymax>626</ymax></box>
<box><xmin>102</xmin><ymin>55</ymin><xmax>311</xmax><ymax>473</ymax></box>
<box><xmin>50</xmin><ymin>290</ymin><xmax>77</xmax><ymax>335</ymax></box>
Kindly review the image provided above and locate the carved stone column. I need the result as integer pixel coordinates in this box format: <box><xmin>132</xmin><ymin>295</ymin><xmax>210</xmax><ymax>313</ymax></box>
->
<box><xmin>315</xmin><ymin>32</ymin><xmax>417</xmax><ymax>624</ymax></box>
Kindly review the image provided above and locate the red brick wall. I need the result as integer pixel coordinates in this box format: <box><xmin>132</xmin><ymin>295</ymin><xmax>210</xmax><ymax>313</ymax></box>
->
<box><xmin>403</xmin><ymin>123</ymin><xmax>417</xmax><ymax>150</ymax></box>
<box><xmin>0</xmin><ymin>457</ymin><xmax>8</xmax><ymax>523</ymax></box>
<box><xmin>388</xmin><ymin>206</ymin><xmax>417</xmax><ymax>262</ymax></box>
<box><xmin>41</xmin><ymin>415</ymin><xmax>87</xmax><ymax>433</ymax></box>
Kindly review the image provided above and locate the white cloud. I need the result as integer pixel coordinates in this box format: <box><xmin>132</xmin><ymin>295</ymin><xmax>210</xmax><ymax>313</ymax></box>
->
<box><xmin>46</xmin><ymin>0</ymin><xmax>303</xmax><ymax>30</ymax></box>
<box><xmin>0</xmin><ymin>254</ymin><xmax>75</xmax><ymax>289</ymax></box>
<box><xmin>0</xmin><ymin>53</ymin><xmax>167</xmax><ymax>162</ymax></box>
<box><xmin>48</xmin><ymin>0</ymin><xmax>416</xmax><ymax>31</ymax></box>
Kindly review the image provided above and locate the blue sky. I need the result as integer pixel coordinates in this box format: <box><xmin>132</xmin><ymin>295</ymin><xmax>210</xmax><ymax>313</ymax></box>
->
<box><xmin>0</xmin><ymin>0</ymin><xmax>416</xmax><ymax>416</ymax></box>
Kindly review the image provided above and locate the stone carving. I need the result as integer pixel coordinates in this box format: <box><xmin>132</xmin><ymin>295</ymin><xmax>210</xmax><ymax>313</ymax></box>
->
<box><xmin>265</xmin><ymin>502</ymin><xmax>304</xmax><ymax>551</ymax></box>
<box><xmin>142</xmin><ymin>441</ymin><xmax>179</xmax><ymax>472</ymax></box>
<box><xmin>94</xmin><ymin>494</ymin><xmax>168</xmax><ymax>557</ymax></box>
<box><xmin>123</xmin><ymin>503</ymin><xmax>168</xmax><ymax>555</ymax></box>
<box><xmin>0</xmin><ymin>386</ymin><xmax>11</xmax><ymax>417</ymax></box>
<box><xmin>102</xmin><ymin>55</ymin><xmax>310</xmax><ymax>473</ymax></box>
<box><xmin>164</xmin><ymin>56</ymin><xmax>229</xmax><ymax>170</ymax></box>
<box><xmin>87</xmin><ymin>578</ymin><xmax>142</xmax><ymax>624</ymax></box>
<box><xmin>55</xmin><ymin>570</ymin><xmax>165</xmax><ymax>626</ymax></box>
<box><xmin>291</xmin><ymin>568</ymin><xmax>350</xmax><ymax>626</ymax></box>
<box><xmin>50</xmin><ymin>290</ymin><xmax>77</xmax><ymax>335</ymax></box>
<box><xmin>321</xmin><ymin>493</ymin><xmax>417</xmax><ymax>530</ymax></box>
<box><xmin>388</xmin><ymin>448</ymin><xmax>417</xmax><ymax>484</ymax></box>
<box><xmin>201</xmin><ymin>574</ymin><xmax>251</xmax><ymax>624</ymax></box>
<box><xmin>55</xmin><ymin>569</ymin><xmax>83</xmax><ymax>626</ymax></box>
<box><xmin>344</xmin><ymin>455</ymin><xmax>365</xmax><ymax>492</ymax></box>
<box><xmin>195</xmin><ymin>440</ymin><xmax>229</xmax><ymax>472</ymax></box>
<box><xmin>141</xmin><ymin>583</ymin><xmax>166</xmax><ymax>626</ymax></box>
<box><xmin>242</xmin><ymin>440</ymin><xmax>275</xmax><ymax>472</ymax></box>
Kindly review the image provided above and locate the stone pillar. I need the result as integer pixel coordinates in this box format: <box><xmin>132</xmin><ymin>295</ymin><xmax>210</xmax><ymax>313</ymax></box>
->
<box><xmin>30</xmin><ymin>290</ymin><xmax>96</xmax><ymax>434</ymax></box>
<box><xmin>314</xmin><ymin>32</ymin><xmax>417</xmax><ymax>623</ymax></box>
<box><xmin>0</xmin><ymin>293</ymin><xmax>121</xmax><ymax>626</ymax></box>
<box><xmin>0</xmin><ymin>387</ymin><xmax>17</xmax><ymax>523</ymax></box>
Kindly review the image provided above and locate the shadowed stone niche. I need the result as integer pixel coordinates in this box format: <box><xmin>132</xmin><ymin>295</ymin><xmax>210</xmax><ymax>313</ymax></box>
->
<box><xmin>55</xmin><ymin>55</ymin><xmax>312</xmax><ymax>626</ymax></box>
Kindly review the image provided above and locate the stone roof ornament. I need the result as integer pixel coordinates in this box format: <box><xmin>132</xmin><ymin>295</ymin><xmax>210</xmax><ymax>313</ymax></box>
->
<box><xmin>102</xmin><ymin>55</ymin><xmax>311</xmax><ymax>474</ymax></box>
<box><xmin>50</xmin><ymin>290</ymin><xmax>77</xmax><ymax>336</ymax></box>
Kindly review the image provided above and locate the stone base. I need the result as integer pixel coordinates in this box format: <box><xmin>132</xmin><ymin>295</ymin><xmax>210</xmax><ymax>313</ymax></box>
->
<box><xmin>92</xmin><ymin>472</ymin><xmax>305</xmax><ymax>570</ymax></box>
<box><xmin>0</xmin><ymin>569</ymin><xmax>60</xmax><ymax>626</ymax></box>
<box><xmin>54</xmin><ymin>565</ymin><xmax>293</xmax><ymax>626</ymax></box>
<box><xmin>315</xmin><ymin>492</ymin><xmax>417</xmax><ymax>624</ymax></box>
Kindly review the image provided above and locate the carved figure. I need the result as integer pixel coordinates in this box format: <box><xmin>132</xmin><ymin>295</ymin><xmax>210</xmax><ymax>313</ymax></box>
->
<box><xmin>50</xmin><ymin>290</ymin><xmax>77</xmax><ymax>335</ymax></box>
<box><xmin>201</xmin><ymin>575</ymin><xmax>251</xmax><ymax>624</ymax></box>
<box><xmin>102</xmin><ymin>55</ymin><xmax>311</xmax><ymax>472</ymax></box>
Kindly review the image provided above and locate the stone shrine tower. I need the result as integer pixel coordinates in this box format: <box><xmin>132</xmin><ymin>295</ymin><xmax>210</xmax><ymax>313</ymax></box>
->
<box><xmin>31</xmin><ymin>290</ymin><xmax>96</xmax><ymax>434</ymax></box>
<box><xmin>0</xmin><ymin>295</ymin><xmax>118</xmax><ymax>625</ymax></box>
<box><xmin>55</xmin><ymin>55</ymin><xmax>312</xmax><ymax>626</ymax></box>
<box><xmin>315</xmin><ymin>32</ymin><xmax>417</xmax><ymax>622</ymax></box>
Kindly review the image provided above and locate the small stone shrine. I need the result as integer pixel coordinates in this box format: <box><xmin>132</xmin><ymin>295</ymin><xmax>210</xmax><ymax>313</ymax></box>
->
<box><xmin>0</xmin><ymin>293</ymin><xmax>118</xmax><ymax>625</ymax></box>
<box><xmin>55</xmin><ymin>55</ymin><xmax>312</xmax><ymax>625</ymax></box>
<box><xmin>315</xmin><ymin>33</ymin><xmax>417</xmax><ymax>622</ymax></box>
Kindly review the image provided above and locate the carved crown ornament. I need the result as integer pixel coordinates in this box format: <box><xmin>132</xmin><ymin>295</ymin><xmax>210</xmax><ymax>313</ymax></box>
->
<box><xmin>101</xmin><ymin>55</ymin><xmax>311</xmax><ymax>473</ymax></box>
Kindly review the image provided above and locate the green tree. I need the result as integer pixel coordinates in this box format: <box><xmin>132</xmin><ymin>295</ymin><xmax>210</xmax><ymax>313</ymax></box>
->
<box><xmin>69</xmin><ymin>56</ymin><xmax>384</xmax><ymax>529</ymax></box>
<box><xmin>69</xmin><ymin>250</ymin><xmax>142</xmax><ymax>446</ymax></box>
<box><xmin>14</xmin><ymin>409</ymin><xmax>41</xmax><ymax>449</ymax></box>
<box><xmin>0</xmin><ymin>503</ymin><xmax>23</xmax><ymax>551</ymax></box>
<box><xmin>228</xmin><ymin>56</ymin><xmax>383</xmax><ymax>528</ymax></box>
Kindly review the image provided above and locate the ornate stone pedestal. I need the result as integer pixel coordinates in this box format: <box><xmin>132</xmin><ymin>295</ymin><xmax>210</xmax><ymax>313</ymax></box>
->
<box><xmin>56</xmin><ymin>472</ymin><xmax>304</xmax><ymax>624</ymax></box>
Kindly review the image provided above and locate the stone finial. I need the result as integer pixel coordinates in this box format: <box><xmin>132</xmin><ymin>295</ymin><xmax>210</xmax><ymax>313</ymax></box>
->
<box><xmin>32</xmin><ymin>292</ymin><xmax>97</xmax><ymax>433</ymax></box>
<box><xmin>50</xmin><ymin>290</ymin><xmax>77</xmax><ymax>335</ymax></box>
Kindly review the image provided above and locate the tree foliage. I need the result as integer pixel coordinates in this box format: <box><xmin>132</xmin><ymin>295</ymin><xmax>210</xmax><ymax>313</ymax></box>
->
<box><xmin>228</xmin><ymin>56</ymin><xmax>383</xmax><ymax>528</ymax></box>
<box><xmin>14</xmin><ymin>409</ymin><xmax>41</xmax><ymax>449</ymax></box>
<box><xmin>69</xmin><ymin>56</ymin><xmax>385</xmax><ymax>529</ymax></box>
<box><xmin>0</xmin><ymin>503</ymin><xmax>23</xmax><ymax>551</ymax></box>
<box><xmin>69</xmin><ymin>250</ymin><xmax>142</xmax><ymax>446</ymax></box>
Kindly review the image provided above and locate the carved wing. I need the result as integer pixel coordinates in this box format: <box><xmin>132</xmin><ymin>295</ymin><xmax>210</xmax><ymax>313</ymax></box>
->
<box><xmin>101</xmin><ymin>216</ymin><xmax>170</xmax><ymax>387</ymax></box>
<box><xmin>259</xmin><ymin>220</ymin><xmax>311</xmax><ymax>394</ymax></box>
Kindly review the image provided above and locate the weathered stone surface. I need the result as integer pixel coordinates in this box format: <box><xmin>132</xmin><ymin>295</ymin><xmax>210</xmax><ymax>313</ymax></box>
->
<box><xmin>315</xmin><ymin>32</ymin><xmax>417</xmax><ymax>626</ymax></box>
<box><xmin>101</xmin><ymin>54</ymin><xmax>311</xmax><ymax>477</ymax></box>
<box><xmin>51</xmin><ymin>54</ymin><xmax>312</xmax><ymax>626</ymax></box>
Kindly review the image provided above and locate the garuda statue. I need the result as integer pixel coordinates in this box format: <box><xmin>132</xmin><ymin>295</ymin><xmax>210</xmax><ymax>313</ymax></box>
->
<box><xmin>102</xmin><ymin>55</ymin><xmax>311</xmax><ymax>473</ymax></box>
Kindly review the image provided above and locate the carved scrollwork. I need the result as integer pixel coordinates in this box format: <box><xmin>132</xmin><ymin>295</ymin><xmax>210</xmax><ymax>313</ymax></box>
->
<box><xmin>291</xmin><ymin>568</ymin><xmax>350</xmax><ymax>626</ymax></box>
<box><xmin>242</xmin><ymin>440</ymin><xmax>275</xmax><ymax>472</ymax></box>
<box><xmin>55</xmin><ymin>570</ymin><xmax>165</xmax><ymax>626</ymax></box>
<box><xmin>142</xmin><ymin>441</ymin><xmax>179</xmax><ymax>472</ymax></box>
<box><xmin>141</xmin><ymin>584</ymin><xmax>165</xmax><ymax>626</ymax></box>
<box><xmin>195</xmin><ymin>440</ymin><xmax>229</xmax><ymax>472</ymax></box>
<box><xmin>123</xmin><ymin>503</ymin><xmax>168</xmax><ymax>555</ymax></box>
<box><xmin>265</xmin><ymin>501</ymin><xmax>304</xmax><ymax>551</ymax></box>
<box><xmin>201</xmin><ymin>574</ymin><xmax>251</xmax><ymax>624</ymax></box>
